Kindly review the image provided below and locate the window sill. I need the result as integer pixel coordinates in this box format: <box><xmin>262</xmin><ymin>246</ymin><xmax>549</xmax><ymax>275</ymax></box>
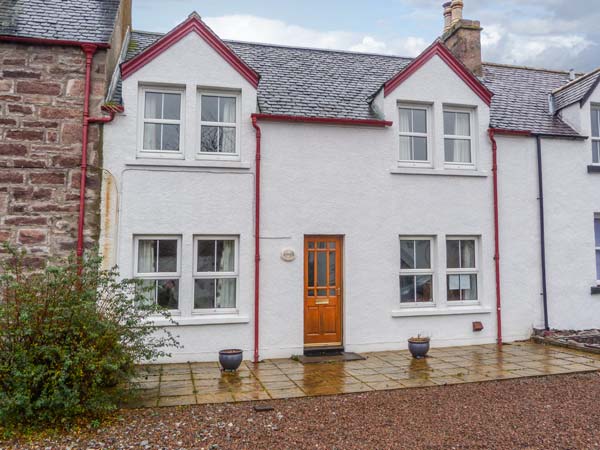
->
<box><xmin>126</xmin><ymin>160</ymin><xmax>251</xmax><ymax>170</ymax></box>
<box><xmin>392</xmin><ymin>306</ymin><xmax>492</xmax><ymax>317</ymax></box>
<box><xmin>591</xmin><ymin>286</ymin><xmax>600</xmax><ymax>295</ymax></box>
<box><xmin>390</xmin><ymin>167</ymin><xmax>488</xmax><ymax>177</ymax></box>
<box><xmin>587</xmin><ymin>165</ymin><xmax>600</xmax><ymax>173</ymax></box>
<box><xmin>147</xmin><ymin>315</ymin><xmax>250</xmax><ymax>327</ymax></box>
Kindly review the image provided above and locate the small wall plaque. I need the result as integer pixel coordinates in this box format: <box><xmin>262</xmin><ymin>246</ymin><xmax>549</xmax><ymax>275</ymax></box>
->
<box><xmin>280</xmin><ymin>248</ymin><xmax>296</xmax><ymax>262</ymax></box>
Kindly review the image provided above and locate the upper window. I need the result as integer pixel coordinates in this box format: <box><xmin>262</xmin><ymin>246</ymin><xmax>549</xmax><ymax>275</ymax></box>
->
<box><xmin>193</xmin><ymin>237</ymin><xmax>238</xmax><ymax>311</ymax></box>
<box><xmin>595</xmin><ymin>217</ymin><xmax>600</xmax><ymax>283</ymax></box>
<box><xmin>444</xmin><ymin>109</ymin><xmax>473</xmax><ymax>166</ymax></box>
<box><xmin>200</xmin><ymin>94</ymin><xmax>239</xmax><ymax>156</ymax></box>
<box><xmin>134</xmin><ymin>237</ymin><xmax>180</xmax><ymax>310</ymax></box>
<box><xmin>141</xmin><ymin>89</ymin><xmax>183</xmax><ymax>153</ymax></box>
<box><xmin>446</xmin><ymin>238</ymin><xmax>478</xmax><ymax>302</ymax></box>
<box><xmin>398</xmin><ymin>106</ymin><xmax>429</xmax><ymax>165</ymax></box>
<box><xmin>399</xmin><ymin>238</ymin><xmax>434</xmax><ymax>304</ymax></box>
<box><xmin>591</xmin><ymin>106</ymin><xmax>599</xmax><ymax>164</ymax></box>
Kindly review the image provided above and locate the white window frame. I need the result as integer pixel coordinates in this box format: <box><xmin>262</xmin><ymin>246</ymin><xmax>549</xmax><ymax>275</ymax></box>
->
<box><xmin>591</xmin><ymin>105</ymin><xmax>600</xmax><ymax>165</ymax></box>
<box><xmin>397</xmin><ymin>103</ymin><xmax>432</xmax><ymax>168</ymax></box>
<box><xmin>198</xmin><ymin>91</ymin><xmax>241</xmax><ymax>160</ymax></box>
<box><xmin>399</xmin><ymin>236</ymin><xmax>435</xmax><ymax>307</ymax></box>
<box><xmin>137</xmin><ymin>86</ymin><xmax>185</xmax><ymax>159</ymax></box>
<box><xmin>192</xmin><ymin>236</ymin><xmax>239</xmax><ymax>314</ymax></box>
<box><xmin>133</xmin><ymin>235</ymin><xmax>182</xmax><ymax>313</ymax></box>
<box><xmin>443</xmin><ymin>106</ymin><xmax>476</xmax><ymax>170</ymax></box>
<box><xmin>446</xmin><ymin>236</ymin><xmax>479</xmax><ymax>305</ymax></box>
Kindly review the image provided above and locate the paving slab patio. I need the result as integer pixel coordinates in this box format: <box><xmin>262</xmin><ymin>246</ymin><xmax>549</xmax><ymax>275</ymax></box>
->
<box><xmin>126</xmin><ymin>341</ymin><xmax>600</xmax><ymax>408</ymax></box>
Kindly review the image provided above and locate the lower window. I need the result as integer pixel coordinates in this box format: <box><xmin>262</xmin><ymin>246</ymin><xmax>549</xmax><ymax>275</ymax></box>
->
<box><xmin>134</xmin><ymin>237</ymin><xmax>181</xmax><ymax>310</ymax></box>
<box><xmin>194</xmin><ymin>237</ymin><xmax>238</xmax><ymax>311</ymax></box>
<box><xmin>399</xmin><ymin>238</ymin><xmax>434</xmax><ymax>304</ymax></box>
<box><xmin>446</xmin><ymin>238</ymin><xmax>478</xmax><ymax>301</ymax></box>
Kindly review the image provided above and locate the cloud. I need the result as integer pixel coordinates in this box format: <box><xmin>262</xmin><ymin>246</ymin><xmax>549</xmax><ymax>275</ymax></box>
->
<box><xmin>203</xmin><ymin>14</ymin><xmax>427</xmax><ymax>57</ymax></box>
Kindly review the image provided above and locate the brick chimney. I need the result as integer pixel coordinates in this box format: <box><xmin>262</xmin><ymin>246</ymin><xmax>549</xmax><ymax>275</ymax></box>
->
<box><xmin>441</xmin><ymin>0</ymin><xmax>483</xmax><ymax>77</ymax></box>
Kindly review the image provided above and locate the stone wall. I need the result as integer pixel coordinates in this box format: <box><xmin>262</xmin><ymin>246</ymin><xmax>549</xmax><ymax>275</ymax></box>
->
<box><xmin>0</xmin><ymin>43</ymin><xmax>109</xmax><ymax>268</ymax></box>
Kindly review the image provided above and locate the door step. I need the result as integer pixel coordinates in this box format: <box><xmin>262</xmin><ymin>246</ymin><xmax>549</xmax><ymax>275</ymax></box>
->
<box><xmin>303</xmin><ymin>346</ymin><xmax>345</xmax><ymax>357</ymax></box>
<box><xmin>296</xmin><ymin>351</ymin><xmax>366</xmax><ymax>364</ymax></box>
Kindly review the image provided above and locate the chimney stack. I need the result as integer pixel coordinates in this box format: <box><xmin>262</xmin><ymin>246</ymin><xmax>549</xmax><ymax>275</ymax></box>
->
<box><xmin>441</xmin><ymin>0</ymin><xmax>483</xmax><ymax>77</ymax></box>
<box><xmin>443</xmin><ymin>2</ymin><xmax>452</xmax><ymax>32</ymax></box>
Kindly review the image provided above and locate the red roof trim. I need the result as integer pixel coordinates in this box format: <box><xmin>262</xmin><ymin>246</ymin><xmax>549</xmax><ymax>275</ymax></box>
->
<box><xmin>489</xmin><ymin>128</ymin><xmax>532</xmax><ymax>136</ymax></box>
<box><xmin>121</xmin><ymin>15</ymin><xmax>260</xmax><ymax>88</ymax></box>
<box><xmin>252</xmin><ymin>113</ymin><xmax>392</xmax><ymax>127</ymax></box>
<box><xmin>383</xmin><ymin>41</ymin><xmax>493</xmax><ymax>106</ymax></box>
<box><xmin>0</xmin><ymin>35</ymin><xmax>110</xmax><ymax>48</ymax></box>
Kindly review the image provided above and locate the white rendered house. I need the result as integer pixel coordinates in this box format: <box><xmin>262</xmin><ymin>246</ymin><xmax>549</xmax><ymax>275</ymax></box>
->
<box><xmin>100</xmin><ymin>4</ymin><xmax>600</xmax><ymax>362</ymax></box>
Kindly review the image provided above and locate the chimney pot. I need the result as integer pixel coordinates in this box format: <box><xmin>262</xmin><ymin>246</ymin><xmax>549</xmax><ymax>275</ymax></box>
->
<box><xmin>451</xmin><ymin>0</ymin><xmax>464</xmax><ymax>24</ymax></box>
<box><xmin>443</xmin><ymin>2</ymin><xmax>452</xmax><ymax>32</ymax></box>
<box><xmin>569</xmin><ymin>69</ymin><xmax>576</xmax><ymax>81</ymax></box>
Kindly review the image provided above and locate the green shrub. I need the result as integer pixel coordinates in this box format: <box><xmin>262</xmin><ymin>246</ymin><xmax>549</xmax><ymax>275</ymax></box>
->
<box><xmin>0</xmin><ymin>246</ymin><xmax>179</xmax><ymax>430</ymax></box>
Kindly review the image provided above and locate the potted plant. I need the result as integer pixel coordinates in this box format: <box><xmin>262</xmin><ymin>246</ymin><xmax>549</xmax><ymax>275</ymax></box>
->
<box><xmin>219</xmin><ymin>349</ymin><xmax>243</xmax><ymax>371</ymax></box>
<box><xmin>408</xmin><ymin>335</ymin><xmax>430</xmax><ymax>359</ymax></box>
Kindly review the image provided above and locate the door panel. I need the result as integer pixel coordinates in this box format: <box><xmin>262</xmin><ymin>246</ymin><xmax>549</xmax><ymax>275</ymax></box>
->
<box><xmin>304</xmin><ymin>236</ymin><xmax>343</xmax><ymax>346</ymax></box>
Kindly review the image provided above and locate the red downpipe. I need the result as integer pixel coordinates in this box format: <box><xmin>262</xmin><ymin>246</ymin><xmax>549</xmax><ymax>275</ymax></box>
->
<box><xmin>76</xmin><ymin>44</ymin><xmax>117</xmax><ymax>261</ymax></box>
<box><xmin>488</xmin><ymin>127</ymin><xmax>532</xmax><ymax>346</ymax></box>
<box><xmin>251</xmin><ymin>116</ymin><xmax>262</xmax><ymax>363</ymax></box>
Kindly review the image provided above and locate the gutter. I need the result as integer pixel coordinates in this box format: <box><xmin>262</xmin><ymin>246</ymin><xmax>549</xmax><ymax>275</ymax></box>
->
<box><xmin>0</xmin><ymin>35</ymin><xmax>110</xmax><ymax>48</ymax></box>
<box><xmin>488</xmin><ymin>128</ymin><xmax>532</xmax><ymax>346</ymax></box>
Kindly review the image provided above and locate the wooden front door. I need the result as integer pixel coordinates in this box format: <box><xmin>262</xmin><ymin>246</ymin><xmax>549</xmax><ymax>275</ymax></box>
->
<box><xmin>304</xmin><ymin>236</ymin><xmax>343</xmax><ymax>347</ymax></box>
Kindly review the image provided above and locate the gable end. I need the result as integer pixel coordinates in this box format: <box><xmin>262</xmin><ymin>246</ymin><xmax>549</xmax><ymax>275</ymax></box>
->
<box><xmin>120</xmin><ymin>13</ymin><xmax>260</xmax><ymax>88</ymax></box>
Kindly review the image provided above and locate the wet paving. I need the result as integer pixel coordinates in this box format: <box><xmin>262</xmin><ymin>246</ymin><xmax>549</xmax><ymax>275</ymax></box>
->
<box><xmin>126</xmin><ymin>342</ymin><xmax>600</xmax><ymax>408</ymax></box>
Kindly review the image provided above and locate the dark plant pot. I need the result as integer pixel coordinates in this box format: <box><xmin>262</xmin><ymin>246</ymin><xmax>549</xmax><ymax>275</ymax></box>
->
<box><xmin>408</xmin><ymin>339</ymin><xmax>430</xmax><ymax>359</ymax></box>
<box><xmin>219</xmin><ymin>349</ymin><xmax>243</xmax><ymax>371</ymax></box>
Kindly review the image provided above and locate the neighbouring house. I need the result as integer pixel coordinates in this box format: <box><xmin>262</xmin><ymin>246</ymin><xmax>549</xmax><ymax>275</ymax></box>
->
<box><xmin>0</xmin><ymin>0</ymin><xmax>130</xmax><ymax>267</ymax></box>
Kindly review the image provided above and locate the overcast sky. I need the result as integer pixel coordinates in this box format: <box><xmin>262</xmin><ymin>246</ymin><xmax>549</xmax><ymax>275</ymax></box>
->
<box><xmin>133</xmin><ymin>0</ymin><xmax>599</xmax><ymax>72</ymax></box>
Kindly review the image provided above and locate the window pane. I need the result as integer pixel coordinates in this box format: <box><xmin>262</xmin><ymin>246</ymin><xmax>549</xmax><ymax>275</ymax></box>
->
<box><xmin>220</xmin><ymin>97</ymin><xmax>236</xmax><ymax>122</ymax></box>
<box><xmin>201</xmin><ymin>95</ymin><xmax>218</xmax><ymax>122</ymax></box>
<box><xmin>461</xmin><ymin>274</ymin><xmax>477</xmax><ymax>300</ymax></box>
<box><xmin>329</xmin><ymin>251</ymin><xmax>336</xmax><ymax>286</ymax></box>
<box><xmin>157</xmin><ymin>239</ymin><xmax>177</xmax><ymax>272</ymax></box>
<box><xmin>446</xmin><ymin>240</ymin><xmax>460</xmax><ymax>268</ymax></box>
<box><xmin>413</xmin><ymin>137</ymin><xmax>428</xmax><ymax>161</ymax></box>
<box><xmin>201</xmin><ymin>126</ymin><xmax>219</xmax><ymax>152</ymax></box>
<box><xmin>163</xmin><ymin>93</ymin><xmax>181</xmax><ymax>120</ymax></box>
<box><xmin>444</xmin><ymin>111</ymin><xmax>455</xmax><ymax>135</ymax></box>
<box><xmin>399</xmin><ymin>136</ymin><xmax>411</xmax><ymax>160</ymax></box>
<box><xmin>455</xmin><ymin>112</ymin><xmax>470</xmax><ymax>135</ymax></box>
<box><xmin>157</xmin><ymin>279</ymin><xmax>179</xmax><ymax>309</ymax></box>
<box><xmin>197</xmin><ymin>240</ymin><xmax>215</xmax><ymax>272</ymax></box>
<box><xmin>317</xmin><ymin>251</ymin><xmax>327</xmax><ymax>286</ymax></box>
<box><xmin>447</xmin><ymin>274</ymin><xmax>461</xmax><ymax>300</ymax></box>
<box><xmin>415</xmin><ymin>240</ymin><xmax>431</xmax><ymax>269</ymax></box>
<box><xmin>593</xmin><ymin>141</ymin><xmax>599</xmax><ymax>164</ymax></box>
<box><xmin>596</xmin><ymin>250</ymin><xmax>600</xmax><ymax>280</ymax></box>
<box><xmin>137</xmin><ymin>279</ymin><xmax>156</xmax><ymax>306</ymax></box>
<box><xmin>460</xmin><ymin>240</ymin><xmax>476</xmax><ymax>268</ymax></box>
<box><xmin>400</xmin><ymin>240</ymin><xmax>415</xmax><ymax>269</ymax></box>
<box><xmin>415</xmin><ymin>275</ymin><xmax>433</xmax><ymax>302</ymax></box>
<box><xmin>413</xmin><ymin>109</ymin><xmax>427</xmax><ymax>134</ymax></box>
<box><xmin>400</xmin><ymin>275</ymin><xmax>415</xmax><ymax>303</ymax></box>
<box><xmin>144</xmin><ymin>92</ymin><xmax>162</xmax><ymax>119</ymax></box>
<box><xmin>308</xmin><ymin>251</ymin><xmax>315</xmax><ymax>287</ymax></box>
<box><xmin>138</xmin><ymin>240</ymin><xmax>157</xmax><ymax>273</ymax></box>
<box><xmin>595</xmin><ymin>219</ymin><xmax>600</xmax><ymax>246</ymax></box>
<box><xmin>220</xmin><ymin>126</ymin><xmax>236</xmax><ymax>153</ymax></box>
<box><xmin>592</xmin><ymin>109</ymin><xmax>599</xmax><ymax>138</ymax></box>
<box><xmin>399</xmin><ymin>108</ymin><xmax>412</xmax><ymax>133</ymax></box>
<box><xmin>445</xmin><ymin>139</ymin><xmax>471</xmax><ymax>163</ymax></box>
<box><xmin>143</xmin><ymin>123</ymin><xmax>161</xmax><ymax>150</ymax></box>
<box><xmin>216</xmin><ymin>278</ymin><xmax>236</xmax><ymax>308</ymax></box>
<box><xmin>194</xmin><ymin>279</ymin><xmax>215</xmax><ymax>309</ymax></box>
<box><xmin>162</xmin><ymin>124</ymin><xmax>180</xmax><ymax>151</ymax></box>
<box><xmin>216</xmin><ymin>240</ymin><xmax>235</xmax><ymax>272</ymax></box>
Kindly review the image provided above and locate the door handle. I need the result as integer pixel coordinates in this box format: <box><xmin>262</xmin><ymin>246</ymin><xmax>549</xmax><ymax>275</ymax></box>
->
<box><xmin>337</xmin><ymin>288</ymin><xmax>341</xmax><ymax>295</ymax></box>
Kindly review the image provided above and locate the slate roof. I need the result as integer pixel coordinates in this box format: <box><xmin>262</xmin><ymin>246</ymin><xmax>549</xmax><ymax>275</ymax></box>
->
<box><xmin>552</xmin><ymin>68</ymin><xmax>600</xmax><ymax>111</ymax></box>
<box><xmin>0</xmin><ymin>0</ymin><xmax>121</xmax><ymax>44</ymax></box>
<box><xmin>115</xmin><ymin>30</ymin><xmax>584</xmax><ymax>137</ymax></box>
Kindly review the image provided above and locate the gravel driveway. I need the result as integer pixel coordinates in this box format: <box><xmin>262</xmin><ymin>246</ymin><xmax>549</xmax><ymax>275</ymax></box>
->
<box><xmin>3</xmin><ymin>372</ymin><xmax>600</xmax><ymax>450</ymax></box>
